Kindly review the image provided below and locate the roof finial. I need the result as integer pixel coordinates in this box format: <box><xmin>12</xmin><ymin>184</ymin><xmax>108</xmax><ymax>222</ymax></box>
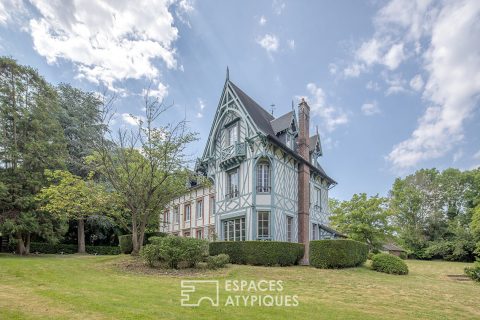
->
<box><xmin>291</xmin><ymin>100</ymin><xmax>294</xmax><ymax>111</ymax></box>
<box><xmin>270</xmin><ymin>103</ymin><xmax>276</xmax><ymax>116</ymax></box>
<box><xmin>226</xmin><ymin>66</ymin><xmax>229</xmax><ymax>81</ymax></box>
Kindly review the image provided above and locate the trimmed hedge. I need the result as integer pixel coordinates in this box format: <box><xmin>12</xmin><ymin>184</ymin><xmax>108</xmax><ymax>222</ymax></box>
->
<box><xmin>118</xmin><ymin>232</ymin><xmax>167</xmax><ymax>254</ymax></box>
<box><xmin>310</xmin><ymin>239</ymin><xmax>368</xmax><ymax>269</ymax></box>
<box><xmin>209</xmin><ymin>241</ymin><xmax>304</xmax><ymax>266</ymax></box>
<box><xmin>371</xmin><ymin>253</ymin><xmax>409</xmax><ymax>275</ymax></box>
<box><xmin>27</xmin><ymin>242</ymin><xmax>120</xmax><ymax>255</ymax></box>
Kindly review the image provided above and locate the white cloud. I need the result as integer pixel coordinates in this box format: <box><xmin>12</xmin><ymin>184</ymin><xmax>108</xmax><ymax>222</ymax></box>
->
<box><xmin>195</xmin><ymin>98</ymin><xmax>205</xmax><ymax>118</ymax></box>
<box><xmin>287</xmin><ymin>39</ymin><xmax>295</xmax><ymax>50</ymax></box>
<box><xmin>257</xmin><ymin>34</ymin><xmax>279</xmax><ymax>53</ymax></box>
<box><xmin>303</xmin><ymin>83</ymin><xmax>349</xmax><ymax>132</ymax></box>
<box><xmin>384</xmin><ymin>74</ymin><xmax>407</xmax><ymax>96</ymax></box>
<box><xmin>383</xmin><ymin>43</ymin><xmax>406</xmax><ymax>70</ymax></box>
<box><xmin>328</xmin><ymin>63</ymin><xmax>338</xmax><ymax>75</ymax></box>
<box><xmin>198</xmin><ymin>98</ymin><xmax>206</xmax><ymax>110</ymax></box>
<box><xmin>409</xmin><ymin>74</ymin><xmax>424</xmax><ymax>91</ymax></box>
<box><xmin>343</xmin><ymin>63</ymin><xmax>365</xmax><ymax>78</ymax></box>
<box><xmin>366</xmin><ymin>80</ymin><xmax>380</xmax><ymax>91</ymax></box>
<box><xmin>356</xmin><ymin>38</ymin><xmax>382</xmax><ymax>66</ymax></box>
<box><xmin>361</xmin><ymin>101</ymin><xmax>380</xmax><ymax>116</ymax></box>
<box><xmin>272</xmin><ymin>0</ymin><xmax>286</xmax><ymax>15</ymax></box>
<box><xmin>259</xmin><ymin>15</ymin><xmax>267</xmax><ymax>26</ymax></box>
<box><xmin>13</xmin><ymin>0</ymin><xmax>186</xmax><ymax>90</ymax></box>
<box><xmin>143</xmin><ymin>82</ymin><xmax>168</xmax><ymax>101</ymax></box>
<box><xmin>387</xmin><ymin>0</ymin><xmax>480</xmax><ymax>170</ymax></box>
<box><xmin>0</xmin><ymin>0</ymin><xmax>23</xmax><ymax>25</ymax></box>
<box><xmin>121</xmin><ymin>113</ymin><xmax>145</xmax><ymax>126</ymax></box>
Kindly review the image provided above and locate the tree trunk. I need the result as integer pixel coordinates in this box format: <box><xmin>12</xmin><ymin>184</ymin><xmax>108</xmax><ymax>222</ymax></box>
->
<box><xmin>131</xmin><ymin>222</ymin><xmax>140</xmax><ymax>256</ymax></box>
<box><xmin>77</xmin><ymin>218</ymin><xmax>86</xmax><ymax>254</ymax></box>
<box><xmin>24</xmin><ymin>233</ymin><xmax>31</xmax><ymax>255</ymax></box>
<box><xmin>16</xmin><ymin>232</ymin><xmax>26</xmax><ymax>255</ymax></box>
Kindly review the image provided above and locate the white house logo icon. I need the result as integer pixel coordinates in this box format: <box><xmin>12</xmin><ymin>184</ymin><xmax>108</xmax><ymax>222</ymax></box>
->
<box><xmin>180</xmin><ymin>280</ymin><xmax>220</xmax><ymax>307</ymax></box>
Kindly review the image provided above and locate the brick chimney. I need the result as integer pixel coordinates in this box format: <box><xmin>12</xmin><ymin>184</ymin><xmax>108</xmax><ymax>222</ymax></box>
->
<box><xmin>297</xmin><ymin>98</ymin><xmax>310</xmax><ymax>264</ymax></box>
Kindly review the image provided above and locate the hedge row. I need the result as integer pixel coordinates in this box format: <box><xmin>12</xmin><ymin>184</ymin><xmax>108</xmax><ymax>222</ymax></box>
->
<box><xmin>209</xmin><ymin>241</ymin><xmax>304</xmax><ymax>266</ymax></box>
<box><xmin>309</xmin><ymin>239</ymin><xmax>368</xmax><ymax>268</ymax></box>
<box><xmin>24</xmin><ymin>242</ymin><xmax>121</xmax><ymax>255</ymax></box>
<box><xmin>119</xmin><ymin>232</ymin><xmax>167</xmax><ymax>254</ymax></box>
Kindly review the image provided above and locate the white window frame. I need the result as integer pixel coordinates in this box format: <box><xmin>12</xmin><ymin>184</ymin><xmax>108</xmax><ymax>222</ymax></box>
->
<box><xmin>174</xmin><ymin>206</ymin><xmax>179</xmax><ymax>224</ymax></box>
<box><xmin>257</xmin><ymin>211</ymin><xmax>270</xmax><ymax>239</ymax></box>
<box><xmin>226</xmin><ymin>122</ymin><xmax>238</xmax><ymax>146</ymax></box>
<box><xmin>222</xmin><ymin>217</ymin><xmax>245</xmax><ymax>241</ymax></box>
<box><xmin>196</xmin><ymin>199</ymin><xmax>203</xmax><ymax>219</ymax></box>
<box><xmin>185</xmin><ymin>204</ymin><xmax>191</xmax><ymax>222</ymax></box>
<box><xmin>256</xmin><ymin>161</ymin><xmax>271</xmax><ymax>193</ymax></box>
<box><xmin>227</xmin><ymin>168</ymin><xmax>239</xmax><ymax>199</ymax></box>
<box><xmin>287</xmin><ymin>216</ymin><xmax>293</xmax><ymax>242</ymax></box>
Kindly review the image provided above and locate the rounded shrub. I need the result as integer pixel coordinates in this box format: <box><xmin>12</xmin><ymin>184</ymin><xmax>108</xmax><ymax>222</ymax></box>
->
<box><xmin>371</xmin><ymin>253</ymin><xmax>409</xmax><ymax>275</ymax></box>
<box><xmin>464</xmin><ymin>260</ymin><xmax>480</xmax><ymax>282</ymax></box>
<box><xmin>140</xmin><ymin>236</ymin><xmax>208</xmax><ymax>269</ymax></box>
<box><xmin>206</xmin><ymin>254</ymin><xmax>230</xmax><ymax>269</ymax></box>
<box><xmin>309</xmin><ymin>239</ymin><xmax>368</xmax><ymax>269</ymax></box>
<box><xmin>209</xmin><ymin>241</ymin><xmax>304</xmax><ymax>266</ymax></box>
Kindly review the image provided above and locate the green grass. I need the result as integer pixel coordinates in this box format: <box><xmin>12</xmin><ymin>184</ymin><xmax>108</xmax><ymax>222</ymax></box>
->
<box><xmin>0</xmin><ymin>254</ymin><xmax>478</xmax><ymax>319</ymax></box>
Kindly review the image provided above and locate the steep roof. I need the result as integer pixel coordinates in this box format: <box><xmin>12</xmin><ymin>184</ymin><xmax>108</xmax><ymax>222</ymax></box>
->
<box><xmin>229</xmin><ymin>82</ymin><xmax>275</xmax><ymax>136</ymax></box>
<box><xmin>228</xmin><ymin>80</ymin><xmax>336</xmax><ymax>185</ymax></box>
<box><xmin>271</xmin><ymin>111</ymin><xmax>294</xmax><ymax>134</ymax></box>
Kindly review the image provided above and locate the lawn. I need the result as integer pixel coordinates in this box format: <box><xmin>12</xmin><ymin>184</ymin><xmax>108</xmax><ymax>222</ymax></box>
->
<box><xmin>0</xmin><ymin>254</ymin><xmax>478</xmax><ymax>320</ymax></box>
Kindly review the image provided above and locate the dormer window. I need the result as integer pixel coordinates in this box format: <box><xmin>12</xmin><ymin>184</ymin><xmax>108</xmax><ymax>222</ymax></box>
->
<box><xmin>286</xmin><ymin>133</ymin><xmax>293</xmax><ymax>149</ymax></box>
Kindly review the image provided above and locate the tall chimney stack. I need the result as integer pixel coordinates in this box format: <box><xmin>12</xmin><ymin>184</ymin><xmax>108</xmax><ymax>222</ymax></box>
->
<box><xmin>297</xmin><ymin>98</ymin><xmax>310</xmax><ymax>264</ymax></box>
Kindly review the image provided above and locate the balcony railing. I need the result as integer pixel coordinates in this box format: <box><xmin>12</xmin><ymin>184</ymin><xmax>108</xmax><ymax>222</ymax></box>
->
<box><xmin>220</xmin><ymin>142</ymin><xmax>246</xmax><ymax>169</ymax></box>
<box><xmin>256</xmin><ymin>186</ymin><xmax>271</xmax><ymax>193</ymax></box>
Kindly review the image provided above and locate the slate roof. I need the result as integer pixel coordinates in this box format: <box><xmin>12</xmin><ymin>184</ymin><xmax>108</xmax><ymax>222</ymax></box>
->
<box><xmin>319</xmin><ymin>224</ymin><xmax>347</xmax><ymax>238</ymax></box>
<box><xmin>229</xmin><ymin>80</ymin><xmax>336</xmax><ymax>185</ymax></box>
<box><xmin>382</xmin><ymin>243</ymin><xmax>406</xmax><ymax>252</ymax></box>
<box><xmin>270</xmin><ymin>111</ymin><xmax>294</xmax><ymax>134</ymax></box>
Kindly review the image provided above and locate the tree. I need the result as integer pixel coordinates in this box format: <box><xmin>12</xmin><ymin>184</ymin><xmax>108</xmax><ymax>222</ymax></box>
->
<box><xmin>36</xmin><ymin>170</ymin><xmax>112</xmax><ymax>253</ymax></box>
<box><xmin>57</xmin><ymin>83</ymin><xmax>104</xmax><ymax>178</ymax></box>
<box><xmin>0</xmin><ymin>57</ymin><xmax>67</xmax><ymax>254</ymax></box>
<box><xmin>329</xmin><ymin>193</ymin><xmax>393</xmax><ymax>251</ymax></box>
<box><xmin>390</xmin><ymin>168</ymin><xmax>479</xmax><ymax>260</ymax></box>
<box><xmin>88</xmin><ymin>90</ymin><xmax>197</xmax><ymax>255</ymax></box>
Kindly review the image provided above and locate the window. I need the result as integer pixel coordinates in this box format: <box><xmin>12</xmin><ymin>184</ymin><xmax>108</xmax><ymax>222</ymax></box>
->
<box><xmin>183</xmin><ymin>231</ymin><xmax>191</xmax><ymax>237</ymax></box>
<box><xmin>196</xmin><ymin>229</ymin><xmax>203</xmax><ymax>239</ymax></box>
<box><xmin>312</xmin><ymin>223</ymin><xmax>318</xmax><ymax>240</ymax></box>
<box><xmin>174</xmin><ymin>206</ymin><xmax>179</xmax><ymax>224</ymax></box>
<box><xmin>256</xmin><ymin>161</ymin><xmax>271</xmax><ymax>193</ymax></box>
<box><xmin>286</xmin><ymin>133</ymin><xmax>293</xmax><ymax>149</ymax></box>
<box><xmin>222</xmin><ymin>217</ymin><xmax>245</xmax><ymax>241</ymax></box>
<box><xmin>185</xmin><ymin>204</ymin><xmax>191</xmax><ymax>221</ymax></box>
<box><xmin>287</xmin><ymin>216</ymin><xmax>293</xmax><ymax>242</ymax></box>
<box><xmin>257</xmin><ymin>211</ymin><xmax>270</xmax><ymax>239</ymax></box>
<box><xmin>209</xmin><ymin>196</ymin><xmax>215</xmax><ymax>215</ymax></box>
<box><xmin>227</xmin><ymin>168</ymin><xmax>239</xmax><ymax>198</ymax></box>
<box><xmin>315</xmin><ymin>187</ymin><xmax>321</xmax><ymax>208</ymax></box>
<box><xmin>227</xmin><ymin>122</ymin><xmax>238</xmax><ymax>146</ymax></box>
<box><xmin>196</xmin><ymin>199</ymin><xmax>203</xmax><ymax>219</ymax></box>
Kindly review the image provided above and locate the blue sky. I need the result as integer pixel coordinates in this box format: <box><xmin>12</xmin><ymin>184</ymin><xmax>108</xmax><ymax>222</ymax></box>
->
<box><xmin>1</xmin><ymin>0</ymin><xmax>479</xmax><ymax>200</ymax></box>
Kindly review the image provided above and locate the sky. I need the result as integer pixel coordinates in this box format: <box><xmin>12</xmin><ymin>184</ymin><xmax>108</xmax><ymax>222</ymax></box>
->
<box><xmin>0</xmin><ymin>0</ymin><xmax>479</xmax><ymax>200</ymax></box>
